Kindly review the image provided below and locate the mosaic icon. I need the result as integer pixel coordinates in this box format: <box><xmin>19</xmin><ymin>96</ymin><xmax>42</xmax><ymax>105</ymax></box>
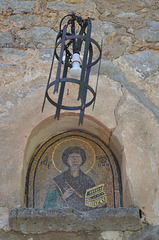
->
<box><xmin>26</xmin><ymin>130</ymin><xmax>122</xmax><ymax>210</ymax></box>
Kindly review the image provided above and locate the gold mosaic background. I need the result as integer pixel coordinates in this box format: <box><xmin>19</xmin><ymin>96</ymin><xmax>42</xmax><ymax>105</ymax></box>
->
<box><xmin>26</xmin><ymin>130</ymin><xmax>122</xmax><ymax>210</ymax></box>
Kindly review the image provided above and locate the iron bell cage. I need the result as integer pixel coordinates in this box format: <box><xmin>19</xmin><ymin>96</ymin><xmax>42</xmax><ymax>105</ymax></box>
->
<box><xmin>42</xmin><ymin>12</ymin><xmax>102</xmax><ymax>125</ymax></box>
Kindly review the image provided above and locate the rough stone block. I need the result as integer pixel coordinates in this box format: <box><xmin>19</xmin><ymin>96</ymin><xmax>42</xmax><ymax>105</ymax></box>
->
<box><xmin>117</xmin><ymin>12</ymin><xmax>139</xmax><ymax>18</ymax></box>
<box><xmin>0</xmin><ymin>229</ymin><xmax>100</xmax><ymax>240</ymax></box>
<box><xmin>0</xmin><ymin>1</ymin><xmax>12</xmax><ymax>13</ymax></box>
<box><xmin>17</xmin><ymin>27</ymin><xmax>57</xmax><ymax>46</ymax></box>
<box><xmin>129</xmin><ymin>225</ymin><xmax>159</xmax><ymax>240</ymax></box>
<box><xmin>0</xmin><ymin>31</ymin><xmax>13</xmax><ymax>45</ymax></box>
<box><xmin>0</xmin><ymin>207</ymin><xmax>9</xmax><ymax>231</ymax></box>
<box><xmin>9</xmin><ymin>15</ymin><xmax>40</xmax><ymax>28</ymax></box>
<box><xmin>135</xmin><ymin>27</ymin><xmax>159</xmax><ymax>42</ymax></box>
<box><xmin>101</xmin><ymin>231</ymin><xmax>123</xmax><ymax>240</ymax></box>
<box><xmin>46</xmin><ymin>0</ymin><xmax>96</xmax><ymax>18</ymax></box>
<box><xmin>124</xmin><ymin>50</ymin><xmax>159</xmax><ymax>78</ymax></box>
<box><xmin>9</xmin><ymin>1</ymin><xmax>37</xmax><ymax>14</ymax></box>
<box><xmin>9</xmin><ymin>208</ymin><xmax>142</xmax><ymax>234</ymax></box>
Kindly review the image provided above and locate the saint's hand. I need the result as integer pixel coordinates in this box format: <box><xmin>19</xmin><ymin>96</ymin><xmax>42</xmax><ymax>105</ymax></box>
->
<box><xmin>63</xmin><ymin>188</ymin><xmax>74</xmax><ymax>200</ymax></box>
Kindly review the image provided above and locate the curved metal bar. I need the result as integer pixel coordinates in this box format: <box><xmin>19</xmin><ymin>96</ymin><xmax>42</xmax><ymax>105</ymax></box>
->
<box><xmin>45</xmin><ymin>78</ymin><xmax>96</xmax><ymax>111</ymax></box>
<box><xmin>59</xmin><ymin>13</ymin><xmax>84</xmax><ymax>32</ymax></box>
<box><xmin>54</xmin><ymin>32</ymin><xmax>72</xmax><ymax>67</ymax></box>
<box><xmin>59</xmin><ymin>13</ymin><xmax>76</xmax><ymax>32</ymax></box>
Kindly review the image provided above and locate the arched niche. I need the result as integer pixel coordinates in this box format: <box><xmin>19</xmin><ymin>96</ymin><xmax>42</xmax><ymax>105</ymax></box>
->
<box><xmin>21</xmin><ymin>113</ymin><xmax>123</xmax><ymax>209</ymax></box>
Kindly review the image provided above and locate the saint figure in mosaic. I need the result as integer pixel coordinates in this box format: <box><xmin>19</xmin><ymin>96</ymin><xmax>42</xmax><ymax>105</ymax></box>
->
<box><xmin>43</xmin><ymin>146</ymin><xmax>95</xmax><ymax>211</ymax></box>
<box><xmin>27</xmin><ymin>131</ymin><xmax>122</xmax><ymax>209</ymax></box>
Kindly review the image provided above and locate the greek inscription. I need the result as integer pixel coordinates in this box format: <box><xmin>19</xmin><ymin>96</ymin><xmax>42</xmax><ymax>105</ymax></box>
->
<box><xmin>41</xmin><ymin>156</ymin><xmax>52</xmax><ymax>169</ymax></box>
<box><xmin>97</xmin><ymin>157</ymin><xmax>109</xmax><ymax>167</ymax></box>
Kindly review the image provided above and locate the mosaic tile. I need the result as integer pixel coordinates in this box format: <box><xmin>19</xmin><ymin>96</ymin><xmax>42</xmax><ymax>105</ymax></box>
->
<box><xmin>26</xmin><ymin>130</ymin><xmax>122</xmax><ymax>210</ymax></box>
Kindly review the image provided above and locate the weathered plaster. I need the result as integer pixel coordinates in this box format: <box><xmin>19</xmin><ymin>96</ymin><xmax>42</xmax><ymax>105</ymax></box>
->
<box><xmin>0</xmin><ymin>0</ymin><xmax>159</xmax><ymax>238</ymax></box>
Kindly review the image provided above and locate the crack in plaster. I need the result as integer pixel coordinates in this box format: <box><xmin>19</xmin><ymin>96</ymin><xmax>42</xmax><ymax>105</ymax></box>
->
<box><xmin>114</xmin><ymin>87</ymin><xmax>121</xmax><ymax>125</ymax></box>
<box><xmin>113</xmin><ymin>84</ymin><xmax>126</xmax><ymax>132</ymax></box>
<box><xmin>109</xmin><ymin>84</ymin><xmax>126</xmax><ymax>152</ymax></box>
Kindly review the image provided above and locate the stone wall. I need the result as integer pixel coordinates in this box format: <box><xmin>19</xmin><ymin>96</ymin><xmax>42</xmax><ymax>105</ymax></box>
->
<box><xmin>0</xmin><ymin>0</ymin><xmax>159</xmax><ymax>239</ymax></box>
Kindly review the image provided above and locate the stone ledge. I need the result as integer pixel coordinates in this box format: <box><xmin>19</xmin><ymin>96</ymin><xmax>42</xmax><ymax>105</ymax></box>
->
<box><xmin>9</xmin><ymin>207</ymin><xmax>142</xmax><ymax>234</ymax></box>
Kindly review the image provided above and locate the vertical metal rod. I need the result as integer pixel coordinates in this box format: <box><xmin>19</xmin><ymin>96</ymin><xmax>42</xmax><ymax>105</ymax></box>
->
<box><xmin>55</xmin><ymin>53</ymin><xmax>69</xmax><ymax>120</ymax></box>
<box><xmin>54</xmin><ymin>25</ymin><xmax>67</xmax><ymax>93</ymax></box>
<box><xmin>78</xmin><ymin>19</ymin><xmax>91</xmax><ymax>100</ymax></box>
<box><xmin>41</xmin><ymin>37</ymin><xmax>58</xmax><ymax>112</ymax></box>
<box><xmin>92</xmin><ymin>39</ymin><xmax>103</xmax><ymax>110</ymax></box>
<box><xmin>76</xmin><ymin>22</ymin><xmax>88</xmax><ymax>52</ymax></box>
<box><xmin>79</xmin><ymin>44</ymin><xmax>93</xmax><ymax>125</ymax></box>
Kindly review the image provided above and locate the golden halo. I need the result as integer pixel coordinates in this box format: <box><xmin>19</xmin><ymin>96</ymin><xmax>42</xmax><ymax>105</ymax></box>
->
<box><xmin>52</xmin><ymin>137</ymin><xmax>96</xmax><ymax>174</ymax></box>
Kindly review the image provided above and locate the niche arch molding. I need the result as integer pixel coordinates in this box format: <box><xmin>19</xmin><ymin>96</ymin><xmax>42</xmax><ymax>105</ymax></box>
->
<box><xmin>21</xmin><ymin>112</ymin><xmax>125</xmax><ymax>208</ymax></box>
